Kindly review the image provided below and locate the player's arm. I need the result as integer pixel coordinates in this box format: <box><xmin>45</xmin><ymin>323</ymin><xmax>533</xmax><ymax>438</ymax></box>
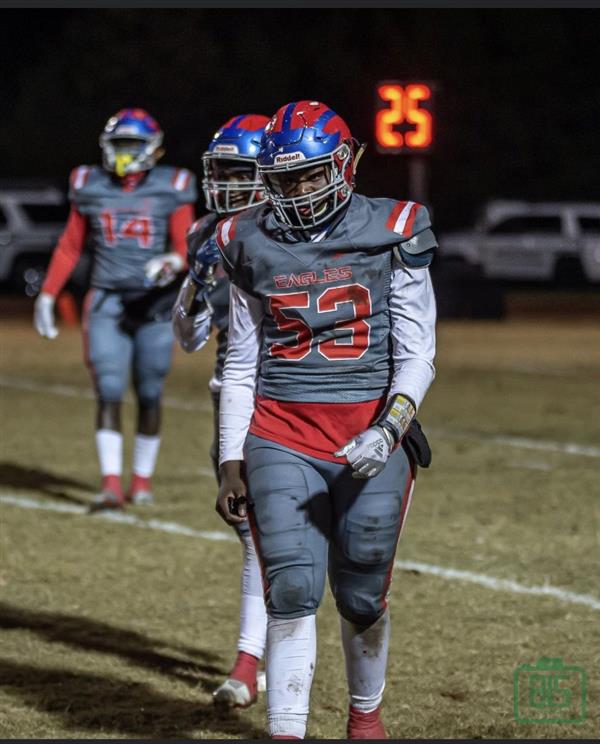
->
<box><xmin>334</xmin><ymin>266</ymin><xmax>436</xmax><ymax>477</ymax></box>
<box><xmin>216</xmin><ymin>283</ymin><xmax>264</xmax><ymax>525</ymax></box>
<box><xmin>33</xmin><ymin>205</ymin><xmax>89</xmax><ymax>339</ymax></box>
<box><xmin>336</xmin><ymin>205</ymin><xmax>437</xmax><ymax>477</ymax></box>
<box><xmin>144</xmin><ymin>203</ymin><xmax>195</xmax><ymax>288</ymax></box>
<box><xmin>172</xmin><ymin>232</ymin><xmax>221</xmax><ymax>353</ymax></box>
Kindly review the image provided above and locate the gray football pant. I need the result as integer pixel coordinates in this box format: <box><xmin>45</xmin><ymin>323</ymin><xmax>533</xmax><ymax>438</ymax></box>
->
<box><xmin>83</xmin><ymin>289</ymin><xmax>174</xmax><ymax>408</ymax></box>
<box><xmin>244</xmin><ymin>434</ymin><xmax>414</xmax><ymax>626</ymax></box>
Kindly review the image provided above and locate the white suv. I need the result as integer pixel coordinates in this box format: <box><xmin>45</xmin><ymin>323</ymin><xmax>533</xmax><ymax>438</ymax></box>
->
<box><xmin>0</xmin><ymin>183</ymin><xmax>69</xmax><ymax>295</ymax></box>
<box><xmin>438</xmin><ymin>200</ymin><xmax>600</xmax><ymax>283</ymax></box>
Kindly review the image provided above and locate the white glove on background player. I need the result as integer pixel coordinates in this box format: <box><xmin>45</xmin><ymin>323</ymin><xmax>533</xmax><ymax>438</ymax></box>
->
<box><xmin>335</xmin><ymin>394</ymin><xmax>416</xmax><ymax>479</ymax></box>
<box><xmin>33</xmin><ymin>292</ymin><xmax>59</xmax><ymax>339</ymax></box>
<box><xmin>144</xmin><ymin>252</ymin><xmax>184</xmax><ymax>288</ymax></box>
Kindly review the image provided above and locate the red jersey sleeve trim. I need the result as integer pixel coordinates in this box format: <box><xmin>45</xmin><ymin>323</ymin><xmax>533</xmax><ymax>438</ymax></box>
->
<box><xmin>169</xmin><ymin>203</ymin><xmax>195</xmax><ymax>261</ymax></box>
<box><xmin>41</xmin><ymin>205</ymin><xmax>88</xmax><ymax>297</ymax></box>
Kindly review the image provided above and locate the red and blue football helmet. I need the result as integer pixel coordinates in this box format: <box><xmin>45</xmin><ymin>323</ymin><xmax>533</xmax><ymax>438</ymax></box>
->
<box><xmin>202</xmin><ymin>114</ymin><xmax>270</xmax><ymax>214</ymax></box>
<box><xmin>99</xmin><ymin>108</ymin><xmax>164</xmax><ymax>177</ymax></box>
<box><xmin>257</xmin><ymin>101</ymin><xmax>360</xmax><ymax>230</ymax></box>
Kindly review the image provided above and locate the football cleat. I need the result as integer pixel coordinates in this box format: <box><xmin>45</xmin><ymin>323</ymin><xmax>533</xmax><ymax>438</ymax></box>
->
<box><xmin>347</xmin><ymin>705</ymin><xmax>387</xmax><ymax>740</ymax></box>
<box><xmin>126</xmin><ymin>489</ymin><xmax>154</xmax><ymax>506</ymax></box>
<box><xmin>126</xmin><ymin>475</ymin><xmax>154</xmax><ymax>505</ymax></box>
<box><xmin>89</xmin><ymin>489</ymin><xmax>124</xmax><ymax>513</ymax></box>
<box><xmin>212</xmin><ymin>677</ymin><xmax>257</xmax><ymax>709</ymax></box>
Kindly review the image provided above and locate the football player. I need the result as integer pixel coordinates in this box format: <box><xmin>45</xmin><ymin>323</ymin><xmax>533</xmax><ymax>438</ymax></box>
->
<box><xmin>212</xmin><ymin>101</ymin><xmax>436</xmax><ymax>739</ymax></box>
<box><xmin>33</xmin><ymin>108</ymin><xmax>197</xmax><ymax>509</ymax></box>
<box><xmin>172</xmin><ymin>114</ymin><xmax>270</xmax><ymax>709</ymax></box>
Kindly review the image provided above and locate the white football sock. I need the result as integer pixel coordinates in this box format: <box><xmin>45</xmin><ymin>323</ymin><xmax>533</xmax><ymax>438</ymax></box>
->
<box><xmin>95</xmin><ymin>429</ymin><xmax>123</xmax><ymax>476</ymax></box>
<box><xmin>237</xmin><ymin>531</ymin><xmax>267</xmax><ymax>659</ymax></box>
<box><xmin>132</xmin><ymin>434</ymin><xmax>161</xmax><ymax>478</ymax></box>
<box><xmin>267</xmin><ymin>614</ymin><xmax>316</xmax><ymax>739</ymax></box>
<box><xmin>341</xmin><ymin>609</ymin><xmax>390</xmax><ymax>712</ymax></box>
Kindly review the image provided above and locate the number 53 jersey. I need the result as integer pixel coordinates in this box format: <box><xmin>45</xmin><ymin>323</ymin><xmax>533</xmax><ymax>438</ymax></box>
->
<box><xmin>216</xmin><ymin>193</ymin><xmax>437</xmax><ymax>405</ymax></box>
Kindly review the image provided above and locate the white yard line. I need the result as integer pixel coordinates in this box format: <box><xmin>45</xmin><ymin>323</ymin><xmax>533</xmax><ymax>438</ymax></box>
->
<box><xmin>0</xmin><ymin>375</ymin><xmax>211</xmax><ymax>412</ymax></box>
<box><xmin>2</xmin><ymin>493</ymin><xmax>599</xmax><ymax>612</ymax></box>
<box><xmin>2</xmin><ymin>374</ymin><xmax>598</xmax><ymax>458</ymax></box>
<box><xmin>427</xmin><ymin>428</ymin><xmax>600</xmax><ymax>459</ymax></box>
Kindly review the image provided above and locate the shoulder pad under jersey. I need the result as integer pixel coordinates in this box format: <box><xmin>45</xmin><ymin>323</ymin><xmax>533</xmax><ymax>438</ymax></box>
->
<box><xmin>156</xmin><ymin>165</ymin><xmax>198</xmax><ymax>204</ymax></box>
<box><xmin>186</xmin><ymin>214</ymin><xmax>219</xmax><ymax>263</ymax></box>
<box><xmin>213</xmin><ymin>208</ymin><xmax>260</xmax><ymax>295</ymax></box>
<box><xmin>68</xmin><ymin>165</ymin><xmax>103</xmax><ymax>203</ymax></box>
<box><xmin>386</xmin><ymin>200</ymin><xmax>437</xmax><ymax>269</ymax></box>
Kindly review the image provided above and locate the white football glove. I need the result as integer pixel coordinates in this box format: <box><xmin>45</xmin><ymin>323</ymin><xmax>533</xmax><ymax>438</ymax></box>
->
<box><xmin>334</xmin><ymin>394</ymin><xmax>416</xmax><ymax>479</ymax></box>
<box><xmin>144</xmin><ymin>252</ymin><xmax>185</xmax><ymax>288</ymax></box>
<box><xmin>34</xmin><ymin>292</ymin><xmax>59</xmax><ymax>339</ymax></box>
<box><xmin>334</xmin><ymin>426</ymin><xmax>395</xmax><ymax>479</ymax></box>
<box><xmin>172</xmin><ymin>275</ymin><xmax>213</xmax><ymax>353</ymax></box>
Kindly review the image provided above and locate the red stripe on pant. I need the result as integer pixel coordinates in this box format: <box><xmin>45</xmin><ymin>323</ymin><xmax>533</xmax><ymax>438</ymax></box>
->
<box><xmin>81</xmin><ymin>289</ymin><xmax>99</xmax><ymax>393</ymax></box>
<box><xmin>247</xmin><ymin>503</ymin><xmax>271</xmax><ymax>607</ymax></box>
<box><xmin>380</xmin><ymin>464</ymin><xmax>416</xmax><ymax>613</ymax></box>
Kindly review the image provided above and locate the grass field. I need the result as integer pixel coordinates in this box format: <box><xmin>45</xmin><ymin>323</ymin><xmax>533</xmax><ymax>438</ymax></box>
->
<box><xmin>1</xmin><ymin>309</ymin><xmax>599</xmax><ymax>739</ymax></box>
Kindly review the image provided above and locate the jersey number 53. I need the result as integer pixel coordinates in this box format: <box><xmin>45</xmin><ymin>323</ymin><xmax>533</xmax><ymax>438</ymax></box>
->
<box><xmin>268</xmin><ymin>283</ymin><xmax>372</xmax><ymax>361</ymax></box>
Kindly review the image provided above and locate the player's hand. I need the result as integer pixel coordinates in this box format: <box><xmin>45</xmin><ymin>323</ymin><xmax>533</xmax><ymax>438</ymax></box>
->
<box><xmin>144</xmin><ymin>252</ymin><xmax>185</xmax><ymax>288</ymax></box>
<box><xmin>216</xmin><ymin>460</ymin><xmax>248</xmax><ymax>525</ymax></box>
<box><xmin>189</xmin><ymin>237</ymin><xmax>221</xmax><ymax>288</ymax></box>
<box><xmin>172</xmin><ymin>275</ymin><xmax>212</xmax><ymax>353</ymax></box>
<box><xmin>33</xmin><ymin>292</ymin><xmax>59</xmax><ymax>339</ymax></box>
<box><xmin>334</xmin><ymin>425</ymin><xmax>395</xmax><ymax>479</ymax></box>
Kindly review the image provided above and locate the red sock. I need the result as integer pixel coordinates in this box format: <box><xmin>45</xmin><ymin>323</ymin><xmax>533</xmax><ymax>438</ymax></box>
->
<box><xmin>102</xmin><ymin>474</ymin><xmax>123</xmax><ymax>498</ymax></box>
<box><xmin>229</xmin><ymin>650</ymin><xmax>259</xmax><ymax>694</ymax></box>
<box><xmin>130</xmin><ymin>474</ymin><xmax>151</xmax><ymax>493</ymax></box>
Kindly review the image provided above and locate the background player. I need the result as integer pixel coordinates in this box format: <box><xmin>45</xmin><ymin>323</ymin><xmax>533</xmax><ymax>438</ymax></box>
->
<box><xmin>34</xmin><ymin>108</ymin><xmax>196</xmax><ymax>509</ymax></box>
<box><xmin>214</xmin><ymin>101</ymin><xmax>436</xmax><ymax>739</ymax></box>
<box><xmin>172</xmin><ymin>114</ymin><xmax>270</xmax><ymax>708</ymax></box>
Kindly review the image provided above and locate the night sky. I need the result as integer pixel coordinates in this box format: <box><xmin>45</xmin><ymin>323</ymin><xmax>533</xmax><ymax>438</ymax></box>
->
<box><xmin>2</xmin><ymin>8</ymin><xmax>599</xmax><ymax>229</ymax></box>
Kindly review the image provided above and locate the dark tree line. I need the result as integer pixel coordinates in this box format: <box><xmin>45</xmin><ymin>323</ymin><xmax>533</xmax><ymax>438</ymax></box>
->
<box><xmin>2</xmin><ymin>9</ymin><xmax>599</xmax><ymax>228</ymax></box>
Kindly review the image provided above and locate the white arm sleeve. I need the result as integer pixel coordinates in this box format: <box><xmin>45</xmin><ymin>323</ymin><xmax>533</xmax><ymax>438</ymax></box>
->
<box><xmin>219</xmin><ymin>283</ymin><xmax>264</xmax><ymax>464</ymax></box>
<box><xmin>388</xmin><ymin>264</ymin><xmax>436</xmax><ymax>410</ymax></box>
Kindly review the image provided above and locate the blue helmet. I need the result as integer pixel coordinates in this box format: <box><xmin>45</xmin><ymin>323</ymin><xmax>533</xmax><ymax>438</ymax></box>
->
<box><xmin>99</xmin><ymin>108</ymin><xmax>164</xmax><ymax>177</ymax></box>
<box><xmin>202</xmin><ymin>114</ymin><xmax>270</xmax><ymax>214</ymax></box>
<box><xmin>257</xmin><ymin>100</ymin><xmax>357</xmax><ymax>230</ymax></box>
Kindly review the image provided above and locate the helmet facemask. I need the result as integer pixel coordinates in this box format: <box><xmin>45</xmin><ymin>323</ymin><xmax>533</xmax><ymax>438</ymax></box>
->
<box><xmin>100</xmin><ymin>132</ymin><xmax>164</xmax><ymax>177</ymax></box>
<box><xmin>259</xmin><ymin>142</ymin><xmax>353</xmax><ymax>230</ymax></box>
<box><xmin>202</xmin><ymin>154</ymin><xmax>266</xmax><ymax>215</ymax></box>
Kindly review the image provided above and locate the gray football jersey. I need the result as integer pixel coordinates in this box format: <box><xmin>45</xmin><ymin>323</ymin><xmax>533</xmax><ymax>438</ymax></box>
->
<box><xmin>217</xmin><ymin>193</ymin><xmax>435</xmax><ymax>404</ymax></box>
<box><xmin>187</xmin><ymin>213</ymin><xmax>230</xmax><ymax>381</ymax></box>
<box><xmin>70</xmin><ymin>164</ymin><xmax>197</xmax><ymax>290</ymax></box>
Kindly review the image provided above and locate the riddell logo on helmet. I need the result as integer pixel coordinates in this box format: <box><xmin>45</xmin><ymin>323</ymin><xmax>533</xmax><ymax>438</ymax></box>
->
<box><xmin>214</xmin><ymin>144</ymin><xmax>239</xmax><ymax>154</ymax></box>
<box><xmin>274</xmin><ymin>151</ymin><xmax>305</xmax><ymax>164</ymax></box>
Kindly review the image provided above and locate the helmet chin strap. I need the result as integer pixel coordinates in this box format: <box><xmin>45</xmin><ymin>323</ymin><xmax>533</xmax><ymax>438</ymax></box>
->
<box><xmin>352</xmin><ymin>141</ymin><xmax>367</xmax><ymax>178</ymax></box>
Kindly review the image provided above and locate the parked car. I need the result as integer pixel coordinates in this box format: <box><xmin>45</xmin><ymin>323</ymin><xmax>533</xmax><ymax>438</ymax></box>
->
<box><xmin>432</xmin><ymin>200</ymin><xmax>600</xmax><ymax>318</ymax></box>
<box><xmin>0</xmin><ymin>182</ymin><xmax>71</xmax><ymax>296</ymax></box>
<box><xmin>438</xmin><ymin>200</ymin><xmax>600</xmax><ymax>284</ymax></box>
